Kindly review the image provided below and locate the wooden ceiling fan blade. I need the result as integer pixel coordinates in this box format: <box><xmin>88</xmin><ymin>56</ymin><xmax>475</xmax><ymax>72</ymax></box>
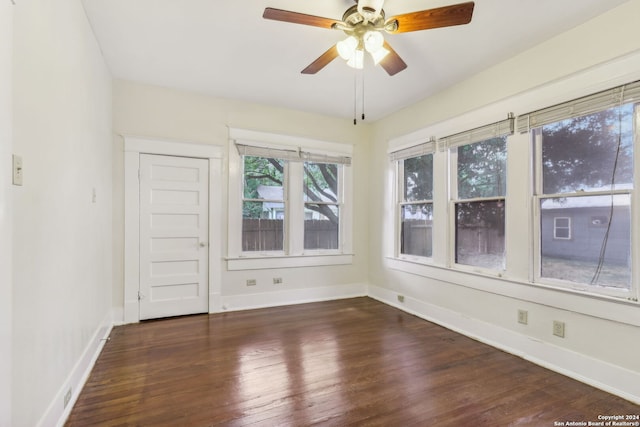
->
<box><xmin>301</xmin><ymin>45</ymin><xmax>339</xmax><ymax>74</ymax></box>
<box><xmin>263</xmin><ymin>8</ymin><xmax>340</xmax><ymax>29</ymax></box>
<box><xmin>386</xmin><ymin>1</ymin><xmax>474</xmax><ymax>34</ymax></box>
<box><xmin>379</xmin><ymin>41</ymin><xmax>407</xmax><ymax>76</ymax></box>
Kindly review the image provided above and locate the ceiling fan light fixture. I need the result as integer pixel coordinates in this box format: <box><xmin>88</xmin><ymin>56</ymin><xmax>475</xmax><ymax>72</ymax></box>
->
<box><xmin>337</xmin><ymin>36</ymin><xmax>358</xmax><ymax>60</ymax></box>
<box><xmin>346</xmin><ymin>49</ymin><xmax>364</xmax><ymax>69</ymax></box>
<box><xmin>363</xmin><ymin>31</ymin><xmax>384</xmax><ymax>53</ymax></box>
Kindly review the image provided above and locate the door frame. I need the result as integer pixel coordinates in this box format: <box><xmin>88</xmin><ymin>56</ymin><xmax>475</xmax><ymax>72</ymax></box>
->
<box><xmin>123</xmin><ymin>136</ymin><xmax>223</xmax><ymax>323</ymax></box>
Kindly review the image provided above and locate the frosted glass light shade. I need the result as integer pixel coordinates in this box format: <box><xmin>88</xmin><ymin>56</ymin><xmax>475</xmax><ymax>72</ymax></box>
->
<box><xmin>347</xmin><ymin>49</ymin><xmax>364</xmax><ymax>69</ymax></box>
<box><xmin>363</xmin><ymin>31</ymin><xmax>384</xmax><ymax>53</ymax></box>
<box><xmin>337</xmin><ymin>36</ymin><xmax>358</xmax><ymax>60</ymax></box>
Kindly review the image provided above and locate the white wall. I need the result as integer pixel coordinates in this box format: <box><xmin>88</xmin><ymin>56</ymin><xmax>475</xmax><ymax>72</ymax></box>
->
<box><xmin>112</xmin><ymin>81</ymin><xmax>371</xmax><ymax>319</ymax></box>
<box><xmin>0</xmin><ymin>2</ymin><xmax>13</xmax><ymax>425</ymax></box>
<box><xmin>370</xmin><ymin>0</ymin><xmax>640</xmax><ymax>402</ymax></box>
<box><xmin>11</xmin><ymin>0</ymin><xmax>113</xmax><ymax>425</ymax></box>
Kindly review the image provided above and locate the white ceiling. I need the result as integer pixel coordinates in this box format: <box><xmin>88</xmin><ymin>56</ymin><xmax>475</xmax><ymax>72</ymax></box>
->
<box><xmin>81</xmin><ymin>0</ymin><xmax>628</xmax><ymax>121</ymax></box>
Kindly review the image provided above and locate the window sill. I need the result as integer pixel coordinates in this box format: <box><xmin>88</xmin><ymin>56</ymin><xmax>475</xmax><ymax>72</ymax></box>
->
<box><xmin>384</xmin><ymin>257</ymin><xmax>640</xmax><ymax>326</ymax></box>
<box><xmin>226</xmin><ymin>253</ymin><xmax>354</xmax><ymax>271</ymax></box>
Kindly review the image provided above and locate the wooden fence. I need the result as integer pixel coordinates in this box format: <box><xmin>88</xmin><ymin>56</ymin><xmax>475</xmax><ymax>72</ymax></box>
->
<box><xmin>401</xmin><ymin>220</ymin><xmax>504</xmax><ymax>257</ymax></box>
<box><xmin>401</xmin><ymin>220</ymin><xmax>433</xmax><ymax>257</ymax></box>
<box><xmin>242</xmin><ymin>219</ymin><xmax>338</xmax><ymax>251</ymax></box>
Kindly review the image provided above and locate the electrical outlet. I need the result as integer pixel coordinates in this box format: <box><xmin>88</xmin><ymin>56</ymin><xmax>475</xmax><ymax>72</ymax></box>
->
<box><xmin>63</xmin><ymin>388</ymin><xmax>72</xmax><ymax>408</ymax></box>
<box><xmin>397</xmin><ymin>295</ymin><xmax>405</xmax><ymax>303</ymax></box>
<box><xmin>246</xmin><ymin>279</ymin><xmax>256</xmax><ymax>286</ymax></box>
<box><xmin>273</xmin><ymin>277</ymin><xmax>283</xmax><ymax>284</ymax></box>
<box><xmin>553</xmin><ymin>320</ymin><xmax>565</xmax><ymax>338</ymax></box>
<box><xmin>12</xmin><ymin>154</ymin><xmax>23</xmax><ymax>186</ymax></box>
<box><xmin>517</xmin><ymin>309</ymin><xmax>528</xmax><ymax>325</ymax></box>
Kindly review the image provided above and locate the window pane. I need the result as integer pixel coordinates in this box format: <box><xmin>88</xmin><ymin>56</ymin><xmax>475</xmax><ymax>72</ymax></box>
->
<box><xmin>243</xmin><ymin>156</ymin><xmax>285</xmax><ymax>199</ymax></box>
<box><xmin>455</xmin><ymin>200</ymin><xmax>505</xmax><ymax>269</ymax></box>
<box><xmin>304</xmin><ymin>204</ymin><xmax>338</xmax><ymax>250</ymax></box>
<box><xmin>242</xmin><ymin>201</ymin><xmax>284</xmax><ymax>251</ymax></box>
<box><xmin>403</xmin><ymin>155</ymin><xmax>433</xmax><ymax>201</ymax></box>
<box><xmin>540</xmin><ymin>195</ymin><xmax>631</xmax><ymax>289</ymax></box>
<box><xmin>457</xmin><ymin>137</ymin><xmax>506</xmax><ymax>199</ymax></box>
<box><xmin>401</xmin><ymin>203</ymin><xmax>433</xmax><ymax>257</ymax></box>
<box><xmin>304</xmin><ymin>162</ymin><xmax>338</xmax><ymax>203</ymax></box>
<box><xmin>541</xmin><ymin>104</ymin><xmax>634</xmax><ymax>194</ymax></box>
<box><xmin>553</xmin><ymin>217</ymin><xmax>571</xmax><ymax>239</ymax></box>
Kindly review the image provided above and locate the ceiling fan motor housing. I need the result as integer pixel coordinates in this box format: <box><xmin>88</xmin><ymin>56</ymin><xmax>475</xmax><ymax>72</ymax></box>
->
<box><xmin>357</xmin><ymin>0</ymin><xmax>385</xmax><ymax>19</ymax></box>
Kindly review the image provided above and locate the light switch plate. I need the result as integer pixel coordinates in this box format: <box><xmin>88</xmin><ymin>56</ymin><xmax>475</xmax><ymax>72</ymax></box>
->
<box><xmin>12</xmin><ymin>155</ymin><xmax>23</xmax><ymax>186</ymax></box>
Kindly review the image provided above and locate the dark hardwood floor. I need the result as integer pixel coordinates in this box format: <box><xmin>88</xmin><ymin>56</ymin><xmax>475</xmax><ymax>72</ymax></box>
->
<box><xmin>66</xmin><ymin>297</ymin><xmax>639</xmax><ymax>426</ymax></box>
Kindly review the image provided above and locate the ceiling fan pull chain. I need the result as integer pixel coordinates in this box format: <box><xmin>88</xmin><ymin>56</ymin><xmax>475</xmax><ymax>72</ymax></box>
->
<box><xmin>362</xmin><ymin>67</ymin><xmax>366</xmax><ymax>121</ymax></box>
<box><xmin>353</xmin><ymin>69</ymin><xmax>358</xmax><ymax>125</ymax></box>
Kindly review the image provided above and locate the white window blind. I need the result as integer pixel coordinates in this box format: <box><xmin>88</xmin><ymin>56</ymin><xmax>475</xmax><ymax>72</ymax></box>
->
<box><xmin>389</xmin><ymin>138</ymin><xmax>436</xmax><ymax>162</ymax></box>
<box><xmin>517</xmin><ymin>80</ymin><xmax>640</xmax><ymax>133</ymax></box>
<box><xmin>236</xmin><ymin>143</ymin><xmax>351</xmax><ymax>166</ymax></box>
<box><xmin>439</xmin><ymin>115</ymin><xmax>514</xmax><ymax>151</ymax></box>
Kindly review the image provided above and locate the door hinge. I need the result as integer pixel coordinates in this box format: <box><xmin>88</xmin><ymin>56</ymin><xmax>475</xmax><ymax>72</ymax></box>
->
<box><xmin>138</xmin><ymin>291</ymin><xmax>145</xmax><ymax>301</ymax></box>
<box><xmin>137</xmin><ymin>169</ymin><xmax>141</xmax><ymax>181</ymax></box>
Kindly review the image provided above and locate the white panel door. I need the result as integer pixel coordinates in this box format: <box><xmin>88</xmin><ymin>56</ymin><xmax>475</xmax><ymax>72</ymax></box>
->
<box><xmin>139</xmin><ymin>154</ymin><xmax>209</xmax><ymax>320</ymax></box>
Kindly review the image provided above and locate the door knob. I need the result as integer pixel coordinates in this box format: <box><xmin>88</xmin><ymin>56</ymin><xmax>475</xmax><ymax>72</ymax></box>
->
<box><xmin>199</xmin><ymin>242</ymin><xmax>208</xmax><ymax>247</ymax></box>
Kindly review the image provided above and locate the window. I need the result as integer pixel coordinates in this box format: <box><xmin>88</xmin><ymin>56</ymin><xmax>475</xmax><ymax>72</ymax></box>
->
<box><xmin>553</xmin><ymin>217</ymin><xmax>571</xmax><ymax>240</ymax></box>
<box><xmin>242</xmin><ymin>156</ymin><xmax>286</xmax><ymax>252</ymax></box>
<box><xmin>443</xmin><ymin>116</ymin><xmax>513</xmax><ymax>271</ymax></box>
<box><xmin>390</xmin><ymin>140</ymin><xmax>436</xmax><ymax>260</ymax></box>
<box><xmin>452</xmin><ymin>137</ymin><xmax>507</xmax><ymax>270</ymax></box>
<box><xmin>228</xmin><ymin>129</ymin><xmax>353</xmax><ymax>269</ymax></box>
<box><xmin>399</xmin><ymin>154</ymin><xmax>433</xmax><ymax>258</ymax></box>
<box><xmin>525</xmin><ymin>94</ymin><xmax>637</xmax><ymax>294</ymax></box>
<box><xmin>304</xmin><ymin>162</ymin><xmax>340</xmax><ymax>250</ymax></box>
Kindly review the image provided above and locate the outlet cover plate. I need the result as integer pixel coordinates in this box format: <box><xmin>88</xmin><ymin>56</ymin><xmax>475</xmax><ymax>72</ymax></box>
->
<box><xmin>517</xmin><ymin>309</ymin><xmax>528</xmax><ymax>325</ymax></box>
<box><xmin>12</xmin><ymin>154</ymin><xmax>23</xmax><ymax>186</ymax></box>
<box><xmin>553</xmin><ymin>320</ymin><xmax>565</xmax><ymax>338</ymax></box>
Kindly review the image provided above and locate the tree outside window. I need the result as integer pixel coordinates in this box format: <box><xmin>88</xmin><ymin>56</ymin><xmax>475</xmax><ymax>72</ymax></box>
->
<box><xmin>454</xmin><ymin>137</ymin><xmax>507</xmax><ymax>270</ymax></box>
<box><xmin>242</xmin><ymin>156</ymin><xmax>285</xmax><ymax>252</ymax></box>
<box><xmin>537</xmin><ymin>104</ymin><xmax>634</xmax><ymax>290</ymax></box>
<box><xmin>304</xmin><ymin>162</ymin><xmax>340</xmax><ymax>250</ymax></box>
<box><xmin>399</xmin><ymin>154</ymin><xmax>433</xmax><ymax>258</ymax></box>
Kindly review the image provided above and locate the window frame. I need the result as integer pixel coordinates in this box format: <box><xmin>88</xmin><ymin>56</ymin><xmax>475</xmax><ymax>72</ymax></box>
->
<box><xmin>449</xmin><ymin>138</ymin><xmax>508</xmax><ymax>273</ymax></box>
<box><xmin>396</xmin><ymin>154</ymin><xmax>434</xmax><ymax>261</ymax></box>
<box><xmin>530</xmin><ymin>106</ymin><xmax>637</xmax><ymax>298</ymax></box>
<box><xmin>241</xmin><ymin>155</ymin><xmax>288</xmax><ymax>254</ymax></box>
<box><xmin>227</xmin><ymin>129</ymin><xmax>354</xmax><ymax>270</ymax></box>
<box><xmin>302</xmin><ymin>161</ymin><xmax>344</xmax><ymax>254</ymax></box>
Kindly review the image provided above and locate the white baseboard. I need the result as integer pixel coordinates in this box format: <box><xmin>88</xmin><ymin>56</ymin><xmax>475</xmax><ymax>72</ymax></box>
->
<box><xmin>36</xmin><ymin>311</ymin><xmax>113</xmax><ymax>427</ymax></box>
<box><xmin>220</xmin><ymin>282</ymin><xmax>368</xmax><ymax>313</ymax></box>
<box><xmin>368</xmin><ymin>284</ymin><xmax>640</xmax><ymax>405</ymax></box>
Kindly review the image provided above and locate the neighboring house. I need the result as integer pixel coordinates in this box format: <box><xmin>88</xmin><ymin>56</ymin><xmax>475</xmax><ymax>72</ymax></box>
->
<box><xmin>540</xmin><ymin>194</ymin><xmax>631</xmax><ymax>265</ymax></box>
<box><xmin>257</xmin><ymin>185</ymin><xmax>336</xmax><ymax>220</ymax></box>
<box><xmin>256</xmin><ymin>185</ymin><xmax>285</xmax><ymax>219</ymax></box>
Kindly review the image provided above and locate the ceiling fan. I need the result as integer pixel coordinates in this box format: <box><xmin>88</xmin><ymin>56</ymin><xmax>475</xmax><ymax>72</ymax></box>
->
<box><xmin>263</xmin><ymin>0</ymin><xmax>475</xmax><ymax>76</ymax></box>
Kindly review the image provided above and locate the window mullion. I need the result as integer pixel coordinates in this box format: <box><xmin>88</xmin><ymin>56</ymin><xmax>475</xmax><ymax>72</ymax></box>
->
<box><xmin>288</xmin><ymin>162</ymin><xmax>304</xmax><ymax>256</ymax></box>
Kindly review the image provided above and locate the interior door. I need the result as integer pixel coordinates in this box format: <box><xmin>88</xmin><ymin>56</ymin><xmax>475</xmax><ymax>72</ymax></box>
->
<box><xmin>139</xmin><ymin>154</ymin><xmax>209</xmax><ymax>320</ymax></box>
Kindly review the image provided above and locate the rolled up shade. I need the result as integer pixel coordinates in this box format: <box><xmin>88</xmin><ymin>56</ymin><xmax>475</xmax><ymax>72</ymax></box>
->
<box><xmin>389</xmin><ymin>138</ymin><xmax>436</xmax><ymax>162</ymax></box>
<box><xmin>439</xmin><ymin>115</ymin><xmax>514</xmax><ymax>151</ymax></box>
<box><xmin>236</xmin><ymin>143</ymin><xmax>351</xmax><ymax>166</ymax></box>
<box><xmin>517</xmin><ymin>80</ymin><xmax>640</xmax><ymax>133</ymax></box>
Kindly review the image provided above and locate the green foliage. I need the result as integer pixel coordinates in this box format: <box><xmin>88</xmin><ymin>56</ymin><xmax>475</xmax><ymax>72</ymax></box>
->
<box><xmin>242</xmin><ymin>156</ymin><xmax>340</xmax><ymax>224</ymax></box>
<box><xmin>403</xmin><ymin>155</ymin><xmax>433</xmax><ymax>201</ymax></box>
<box><xmin>457</xmin><ymin>137</ymin><xmax>507</xmax><ymax>199</ymax></box>
<box><xmin>541</xmin><ymin>104</ymin><xmax>634</xmax><ymax>194</ymax></box>
<box><xmin>304</xmin><ymin>162</ymin><xmax>339</xmax><ymax>224</ymax></box>
<box><xmin>243</xmin><ymin>156</ymin><xmax>284</xmax><ymax>218</ymax></box>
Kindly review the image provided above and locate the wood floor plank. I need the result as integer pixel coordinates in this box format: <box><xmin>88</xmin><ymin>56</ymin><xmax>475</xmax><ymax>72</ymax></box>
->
<box><xmin>66</xmin><ymin>297</ymin><xmax>639</xmax><ymax>426</ymax></box>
